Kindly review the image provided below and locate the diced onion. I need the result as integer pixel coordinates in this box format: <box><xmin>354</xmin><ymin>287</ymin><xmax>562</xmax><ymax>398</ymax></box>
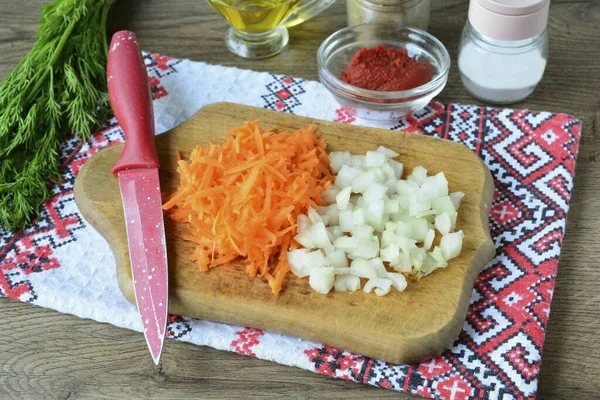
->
<box><xmin>366</xmin><ymin>151</ymin><xmax>386</xmax><ymax>167</ymax></box>
<box><xmin>291</xmin><ymin>149</ymin><xmax>466</xmax><ymax>296</ymax></box>
<box><xmin>386</xmin><ymin>273</ymin><xmax>407</xmax><ymax>291</ymax></box>
<box><xmin>350</xmin><ymin>259</ymin><xmax>378</xmax><ymax>280</ymax></box>
<box><xmin>336</xmin><ymin>186</ymin><xmax>352</xmax><ymax>211</ymax></box>
<box><xmin>363</xmin><ymin>278</ymin><xmax>392</xmax><ymax>296</ymax></box>
<box><xmin>440</xmin><ymin>230</ymin><xmax>464</xmax><ymax>260</ymax></box>
<box><xmin>335</xmin><ymin>165</ymin><xmax>361</xmax><ymax>189</ymax></box>
<box><xmin>309</xmin><ymin>267</ymin><xmax>335</xmax><ymax>294</ymax></box>
<box><xmin>449</xmin><ymin>192</ymin><xmax>465</xmax><ymax>209</ymax></box>
<box><xmin>376</xmin><ymin>145</ymin><xmax>399</xmax><ymax>158</ymax></box>
<box><xmin>334</xmin><ymin>275</ymin><xmax>361</xmax><ymax>292</ymax></box>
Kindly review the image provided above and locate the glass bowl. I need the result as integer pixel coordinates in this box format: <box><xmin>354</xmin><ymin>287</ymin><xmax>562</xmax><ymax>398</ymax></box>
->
<box><xmin>317</xmin><ymin>24</ymin><xmax>450</xmax><ymax>122</ymax></box>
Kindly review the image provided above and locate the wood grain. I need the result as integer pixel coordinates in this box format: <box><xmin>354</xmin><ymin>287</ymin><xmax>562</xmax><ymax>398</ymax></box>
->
<box><xmin>1</xmin><ymin>0</ymin><xmax>599</xmax><ymax>399</ymax></box>
<box><xmin>74</xmin><ymin>102</ymin><xmax>495</xmax><ymax>364</ymax></box>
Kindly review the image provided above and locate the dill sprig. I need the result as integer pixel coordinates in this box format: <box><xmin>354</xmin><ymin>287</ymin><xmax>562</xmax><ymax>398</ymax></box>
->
<box><xmin>0</xmin><ymin>0</ymin><xmax>114</xmax><ymax>231</ymax></box>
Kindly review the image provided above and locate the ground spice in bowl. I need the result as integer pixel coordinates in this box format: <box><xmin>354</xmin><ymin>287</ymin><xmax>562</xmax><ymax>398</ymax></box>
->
<box><xmin>340</xmin><ymin>44</ymin><xmax>433</xmax><ymax>91</ymax></box>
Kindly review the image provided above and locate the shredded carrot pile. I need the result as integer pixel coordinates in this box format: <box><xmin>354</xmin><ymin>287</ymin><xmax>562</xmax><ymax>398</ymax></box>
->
<box><xmin>162</xmin><ymin>121</ymin><xmax>334</xmax><ymax>294</ymax></box>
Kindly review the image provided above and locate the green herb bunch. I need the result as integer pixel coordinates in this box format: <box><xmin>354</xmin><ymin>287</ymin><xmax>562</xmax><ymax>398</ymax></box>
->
<box><xmin>0</xmin><ymin>0</ymin><xmax>114</xmax><ymax>231</ymax></box>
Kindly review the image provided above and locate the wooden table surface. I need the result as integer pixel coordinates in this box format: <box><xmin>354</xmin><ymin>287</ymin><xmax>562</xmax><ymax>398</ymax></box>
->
<box><xmin>1</xmin><ymin>1</ymin><xmax>599</xmax><ymax>399</ymax></box>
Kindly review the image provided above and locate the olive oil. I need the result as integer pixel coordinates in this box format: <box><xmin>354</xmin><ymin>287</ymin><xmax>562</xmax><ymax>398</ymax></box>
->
<box><xmin>207</xmin><ymin>0</ymin><xmax>302</xmax><ymax>33</ymax></box>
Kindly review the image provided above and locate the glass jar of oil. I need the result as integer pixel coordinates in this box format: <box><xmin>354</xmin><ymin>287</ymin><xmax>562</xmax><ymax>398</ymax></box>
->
<box><xmin>207</xmin><ymin>0</ymin><xmax>335</xmax><ymax>58</ymax></box>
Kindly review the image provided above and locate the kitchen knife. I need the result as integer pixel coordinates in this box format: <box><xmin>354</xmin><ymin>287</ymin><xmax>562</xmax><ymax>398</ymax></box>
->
<box><xmin>107</xmin><ymin>31</ymin><xmax>168</xmax><ymax>365</ymax></box>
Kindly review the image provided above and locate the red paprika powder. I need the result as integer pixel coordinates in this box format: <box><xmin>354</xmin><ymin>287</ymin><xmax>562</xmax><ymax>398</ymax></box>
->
<box><xmin>340</xmin><ymin>45</ymin><xmax>433</xmax><ymax>91</ymax></box>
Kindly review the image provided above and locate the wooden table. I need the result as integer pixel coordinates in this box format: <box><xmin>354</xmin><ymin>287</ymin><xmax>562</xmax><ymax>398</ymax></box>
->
<box><xmin>1</xmin><ymin>1</ymin><xmax>599</xmax><ymax>398</ymax></box>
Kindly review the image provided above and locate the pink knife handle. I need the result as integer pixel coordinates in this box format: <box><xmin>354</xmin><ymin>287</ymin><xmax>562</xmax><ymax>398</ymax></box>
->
<box><xmin>107</xmin><ymin>31</ymin><xmax>159</xmax><ymax>175</ymax></box>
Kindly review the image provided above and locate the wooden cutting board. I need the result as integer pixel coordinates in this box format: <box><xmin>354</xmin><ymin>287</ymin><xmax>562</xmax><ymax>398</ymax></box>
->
<box><xmin>74</xmin><ymin>102</ymin><xmax>495</xmax><ymax>364</ymax></box>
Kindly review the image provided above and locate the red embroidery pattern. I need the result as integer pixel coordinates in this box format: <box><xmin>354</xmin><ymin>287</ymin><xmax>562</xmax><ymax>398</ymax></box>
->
<box><xmin>231</xmin><ymin>327</ymin><xmax>265</xmax><ymax>357</ymax></box>
<box><xmin>334</xmin><ymin>107</ymin><xmax>356</xmax><ymax>124</ymax></box>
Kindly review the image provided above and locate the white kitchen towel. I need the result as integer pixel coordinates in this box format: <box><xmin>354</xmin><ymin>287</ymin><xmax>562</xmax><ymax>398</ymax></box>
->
<box><xmin>0</xmin><ymin>53</ymin><xmax>581</xmax><ymax>400</ymax></box>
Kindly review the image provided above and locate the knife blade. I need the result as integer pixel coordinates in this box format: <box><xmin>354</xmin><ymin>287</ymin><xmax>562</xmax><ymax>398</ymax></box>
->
<box><xmin>107</xmin><ymin>30</ymin><xmax>168</xmax><ymax>365</ymax></box>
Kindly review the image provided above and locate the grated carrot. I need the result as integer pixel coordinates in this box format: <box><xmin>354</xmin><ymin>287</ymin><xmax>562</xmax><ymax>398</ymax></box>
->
<box><xmin>162</xmin><ymin>121</ymin><xmax>334</xmax><ymax>294</ymax></box>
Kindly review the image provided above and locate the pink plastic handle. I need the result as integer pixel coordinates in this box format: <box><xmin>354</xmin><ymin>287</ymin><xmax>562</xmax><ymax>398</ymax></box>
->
<box><xmin>107</xmin><ymin>31</ymin><xmax>159</xmax><ymax>175</ymax></box>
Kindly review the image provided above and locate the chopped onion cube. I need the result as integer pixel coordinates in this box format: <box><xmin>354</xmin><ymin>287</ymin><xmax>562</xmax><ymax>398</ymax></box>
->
<box><xmin>376</xmin><ymin>145</ymin><xmax>399</xmax><ymax>158</ymax></box>
<box><xmin>384</xmin><ymin>178</ymin><xmax>397</xmax><ymax>196</ymax></box>
<box><xmin>415</xmin><ymin>183</ymin><xmax>438</xmax><ymax>202</ymax></box>
<box><xmin>334</xmin><ymin>275</ymin><xmax>361</xmax><ymax>292</ymax></box>
<box><xmin>440</xmin><ymin>230</ymin><xmax>464</xmax><ymax>260</ymax></box>
<box><xmin>352</xmin><ymin>170</ymin><xmax>378</xmax><ymax>193</ymax></box>
<box><xmin>311</xmin><ymin>222</ymin><xmax>332</xmax><ymax>250</ymax></box>
<box><xmin>409</xmin><ymin>218</ymin><xmax>429</xmax><ymax>242</ymax></box>
<box><xmin>381</xmin><ymin>229</ymin><xmax>397</xmax><ymax>248</ymax></box>
<box><xmin>365</xmin><ymin>199</ymin><xmax>385</xmax><ymax>230</ymax></box>
<box><xmin>389</xmin><ymin>160</ymin><xmax>404</xmax><ymax>179</ymax></box>
<box><xmin>363</xmin><ymin>183</ymin><xmax>388</xmax><ymax>202</ymax></box>
<box><xmin>396</xmin><ymin>180</ymin><xmax>419</xmax><ymax>196</ymax></box>
<box><xmin>424</xmin><ymin>229</ymin><xmax>435</xmax><ymax>250</ymax></box>
<box><xmin>380</xmin><ymin>244</ymin><xmax>401</xmax><ymax>263</ymax></box>
<box><xmin>384</xmin><ymin>198</ymin><xmax>400</xmax><ymax>214</ymax></box>
<box><xmin>309</xmin><ymin>266</ymin><xmax>335</xmax><ymax>294</ymax></box>
<box><xmin>350</xmin><ymin>155</ymin><xmax>367</xmax><ymax>170</ymax></box>
<box><xmin>326</xmin><ymin>250</ymin><xmax>348</xmax><ymax>273</ymax></box>
<box><xmin>336</xmin><ymin>186</ymin><xmax>352</xmax><ymax>210</ymax></box>
<box><xmin>387</xmin><ymin>272</ymin><xmax>407</xmax><ymax>292</ymax></box>
<box><xmin>350</xmin><ymin>259</ymin><xmax>378</xmax><ymax>280</ymax></box>
<box><xmin>369</xmin><ymin>257</ymin><xmax>388</xmax><ymax>277</ymax></box>
<box><xmin>326</xmin><ymin>206</ymin><xmax>339</xmax><ymax>226</ymax></box>
<box><xmin>351</xmin><ymin>237</ymin><xmax>380</xmax><ymax>259</ymax></box>
<box><xmin>397</xmin><ymin>235</ymin><xmax>417</xmax><ymax>257</ymax></box>
<box><xmin>420</xmin><ymin>254</ymin><xmax>438</xmax><ymax>276</ymax></box>
<box><xmin>352</xmin><ymin>224</ymin><xmax>374</xmax><ymax>239</ymax></box>
<box><xmin>329</xmin><ymin>151</ymin><xmax>351</xmax><ymax>173</ymax></box>
<box><xmin>409</xmin><ymin>196</ymin><xmax>431</xmax><ymax>216</ymax></box>
<box><xmin>429</xmin><ymin>246</ymin><xmax>448</xmax><ymax>268</ymax></box>
<box><xmin>366</xmin><ymin>151</ymin><xmax>386</xmax><ymax>167</ymax></box>
<box><xmin>297</xmin><ymin>214</ymin><xmax>311</xmax><ymax>234</ymax></box>
<box><xmin>371</xmin><ymin>167</ymin><xmax>386</xmax><ymax>182</ymax></box>
<box><xmin>353</xmin><ymin>208</ymin><xmax>366</xmax><ymax>226</ymax></box>
<box><xmin>294</xmin><ymin>231</ymin><xmax>315</xmax><ymax>249</ymax></box>
<box><xmin>381</xmin><ymin>164</ymin><xmax>395</xmax><ymax>181</ymax></box>
<box><xmin>363</xmin><ymin>278</ymin><xmax>392</xmax><ymax>296</ymax></box>
<box><xmin>307</xmin><ymin>207</ymin><xmax>322</xmax><ymax>224</ymax></box>
<box><xmin>435</xmin><ymin>212</ymin><xmax>453</xmax><ymax>236</ymax></box>
<box><xmin>327</xmin><ymin>226</ymin><xmax>344</xmax><ymax>239</ymax></box>
<box><xmin>408</xmin><ymin>166</ymin><xmax>428</xmax><ymax>185</ymax></box>
<box><xmin>449</xmin><ymin>192</ymin><xmax>465</xmax><ymax>210</ymax></box>
<box><xmin>335</xmin><ymin>165</ymin><xmax>361</xmax><ymax>189</ymax></box>
<box><xmin>322</xmin><ymin>186</ymin><xmax>340</xmax><ymax>203</ymax></box>
<box><xmin>410</xmin><ymin>247</ymin><xmax>427</xmax><ymax>270</ymax></box>
<box><xmin>390</xmin><ymin>252</ymin><xmax>412</xmax><ymax>273</ymax></box>
<box><xmin>421</xmin><ymin>172</ymin><xmax>448</xmax><ymax>199</ymax></box>
<box><xmin>396</xmin><ymin>221</ymin><xmax>411</xmax><ymax>237</ymax></box>
<box><xmin>431</xmin><ymin>196</ymin><xmax>456</xmax><ymax>215</ymax></box>
<box><xmin>288</xmin><ymin>249</ymin><xmax>311</xmax><ymax>277</ymax></box>
<box><xmin>338</xmin><ymin>210</ymin><xmax>354</xmax><ymax>232</ymax></box>
<box><xmin>307</xmin><ymin>250</ymin><xmax>328</xmax><ymax>268</ymax></box>
<box><xmin>449</xmin><ymin>211</ymin><xmax>458</xmax><ymax>230</ymax></box>
<box><xmin>333</xmin><ymin>236</ymin><xmax>357</xmax><ymax>251</ymax></box>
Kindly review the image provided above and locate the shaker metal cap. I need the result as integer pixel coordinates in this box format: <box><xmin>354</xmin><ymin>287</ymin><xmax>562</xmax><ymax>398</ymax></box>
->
<box><xmin>469</xmin><ymin>0</ymin><xmax>550</xmax><ymax>41</ymax></box>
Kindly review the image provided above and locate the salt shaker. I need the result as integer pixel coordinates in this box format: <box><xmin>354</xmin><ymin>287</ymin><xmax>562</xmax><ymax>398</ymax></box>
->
<box><xmin>458</xmin><ymin>0</ymin><xmax>549</xmax><ymax>104</ymax></box>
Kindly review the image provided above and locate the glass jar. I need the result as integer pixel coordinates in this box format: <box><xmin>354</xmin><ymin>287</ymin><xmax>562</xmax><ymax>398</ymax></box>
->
<box><xmin>457</xmin><ymin>0</ymin><xmax>549</xmax><ymax>104</ymax></box>
<box><xmin>458</xmin><ymin>21</ymin><xmax>548</xmax><ymax>104</ymax></box>
<box><xmin>346</xmin><ymin>0</ymin><xmax>431</xmax><ymax>31</ymax></box>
